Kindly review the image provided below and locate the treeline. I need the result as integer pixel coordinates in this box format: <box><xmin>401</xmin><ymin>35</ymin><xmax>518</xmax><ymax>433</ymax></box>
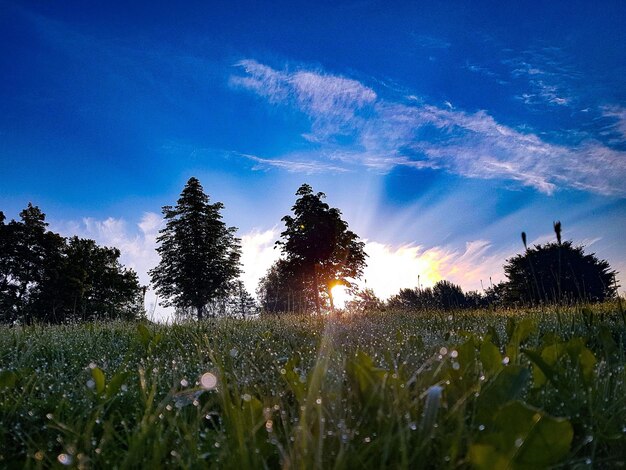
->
<box><xmin>0</xmin><ymin>205</ymin><xmax>143</xmax><ymax>324</ymax></box>
<box><xmin>1</xmin><ymin>179</ymin><xmax>619</xmax><ymax>323</ymax></box>
<box><xmin>258</xmin><ymin>223</ymin><xmax>618</xmax><ymax>314</ymax></box>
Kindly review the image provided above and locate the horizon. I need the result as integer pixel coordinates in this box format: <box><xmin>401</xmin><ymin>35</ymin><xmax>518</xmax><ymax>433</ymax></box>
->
<box><xmin>2</xmin><ymin>1</ymin><xmax>625</xmax><ymax>320</ymax></box>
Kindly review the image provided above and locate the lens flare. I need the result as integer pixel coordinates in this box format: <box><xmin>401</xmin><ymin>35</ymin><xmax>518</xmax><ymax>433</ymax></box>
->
<box><xmin>330</xmin><ymin>284</ymin><xmax>351</xmax><ymax>309</ymax></box>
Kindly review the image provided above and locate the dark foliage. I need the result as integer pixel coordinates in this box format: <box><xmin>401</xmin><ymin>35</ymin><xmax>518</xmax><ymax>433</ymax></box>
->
<box><xmin>0</xmin><ymin>204</ymin><xmax>143</xmax><ymax>324</ymax></box>
<box><xmin>150</xmin><ymin>177</ymin><xmax>241</xmax><ymax>320</ymax></box>
<box><xmin>257</xmin><ymin>259</ymin><xmax>316</xmax><ymax>314</ymax></box>
<box><xmin>502</xmin><ymin>240</ymin><xmax>617</xmax><ymax>304</ymax></box>
<box><xmin>276</xmin><ymin>184</ymin><xmax>367</xmax><ymax>313</ymax></box>
<box><xmin>387</xmin><ymin>280</ymin><xmax>471</xmax><ymax>311</ymax></box>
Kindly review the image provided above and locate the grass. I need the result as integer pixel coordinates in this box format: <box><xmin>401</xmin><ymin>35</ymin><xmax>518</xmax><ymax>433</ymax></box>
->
<box><xmin>1</xmin><ymin>303</ymin><xmax>625</xmax><ymax>469</ymax></box>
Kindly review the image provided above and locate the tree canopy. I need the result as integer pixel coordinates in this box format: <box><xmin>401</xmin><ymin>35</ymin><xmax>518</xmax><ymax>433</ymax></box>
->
<box><xmin>0</xmin><ymin>204</ymin><xmax>143</xmax><ymax>324</ymax></box>
<box><xmin>276</xmin><ymin>184</ymin><xmax>367</xmax><ymax>313</ymax></box>
<box><xmin>150</xmin><ymin>177</ymin><xmax>241</xmax><ymax>319</ymax></box>
<box><xmin>502</xmin><ymin>240</ymin><xmax>616</xmax><ymax>304</ymax></box>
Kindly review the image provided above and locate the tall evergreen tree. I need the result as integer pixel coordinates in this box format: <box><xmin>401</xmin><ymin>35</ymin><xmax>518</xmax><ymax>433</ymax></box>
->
<box><xmin>277</xmin><ymin>184</ymin><xmax>367</xmax><ymax>313</ymax></box>
<box><xmin>150</xmin><ymin>177</ymin><xmax>241</xmax><ymax>320</ymax></box>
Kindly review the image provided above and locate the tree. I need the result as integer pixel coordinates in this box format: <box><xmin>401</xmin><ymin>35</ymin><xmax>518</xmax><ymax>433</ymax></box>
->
<box><xmin>257</xmin><ymin>259</ymin><xmax>316</xmax><ymax>314</ymax></box>
<box><xmin>1</xmin><ymin>204</ymin><xmax>143</xmax><ymax>324</ymax></box>
<box><xmin>150</xmin><ymin>177</ymin><xmax>241</xmax><ymax>320</ymax></box>
<box><xmin>345</xmin><ymin>287</ymin><xmax>383</xmax><ymax>313</ymax></box>
<box><xmin>432</xmin><ymin>280</ymin><xmax>466</xmax><ymax>309</ymax></box>
<box><xmin>277</xmin><ymin>184</ymin><xmax>367</xmax><ymax>313</ymax></box>
<box><xmin>502</xmin><ymin>240</ymin><xmax>617</xmax><ymax>305</ymax></box>
<box><xmin>227</xmin><ymin>280</ymin><xmax>257</xmax><ymax>318</ymax></box>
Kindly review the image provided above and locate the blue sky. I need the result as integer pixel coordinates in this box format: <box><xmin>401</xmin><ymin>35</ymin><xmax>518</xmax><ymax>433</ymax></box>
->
<box><xmin>1</xmin><ymin>1</ymin><xmax>625</xmax><ymax>316</ymax></box>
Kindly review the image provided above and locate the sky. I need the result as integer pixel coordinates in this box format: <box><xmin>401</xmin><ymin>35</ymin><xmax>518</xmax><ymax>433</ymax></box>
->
<box><xmin>1</xmin><ymin>0</ymin><xmax>625</xmax><ymax>319</ymax></box>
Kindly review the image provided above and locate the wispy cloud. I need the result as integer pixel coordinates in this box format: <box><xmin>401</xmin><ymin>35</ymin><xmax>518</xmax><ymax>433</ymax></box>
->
<box><xmin>232</xmin><ymin>60</ymin><xmax>626</xmax><ymax>197</ymax></box>
<box><xmin>413</xmin><ymin>34</ymin><xmax>451</xmax><ymax>50</ymax></box>
<box><xmin>237</xmin><ymin>152</ymin><xmax>350</xmax><ymax>173</ymax></box>
<box><xmin>504</xmin><ymin>48</ymin><xmax>580</xmax><ymax>107</ymax></box>
<box><xmin>601</xmin><ymin>105</ymin><xmax>626</xmax><ymax>141</ymax></box>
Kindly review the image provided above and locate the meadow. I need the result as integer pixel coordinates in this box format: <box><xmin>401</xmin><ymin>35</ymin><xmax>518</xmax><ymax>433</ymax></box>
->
<box><xmin>1</xmin><ymin>304</ymin><xmax>625</xmax><ymax>469</ymax></box>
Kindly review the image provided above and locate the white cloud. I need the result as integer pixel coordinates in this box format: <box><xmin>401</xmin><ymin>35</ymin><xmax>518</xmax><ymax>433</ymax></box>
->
<box><xmin>361</xmin><ymin>240</ymin><xmax>507</xmax><ymax>300</ymax></box>
<box><xmin>232</xmin><ymin>60</ymin><xmax>626</xmax><ymax>196</ymax></box>
<box><xmin>53</xmin><ymin>213</ymin><xmax>169</xmax><ymax>321</ymax></box>
<box><xmin>237</xmin><ymin>152</ymin><xmax>349</xmax><ymax>174</ymax></box>
<box><xmin>239</xmin><ymin>228</ymin><xmax>281</xmax><ymax>295</ymax></box>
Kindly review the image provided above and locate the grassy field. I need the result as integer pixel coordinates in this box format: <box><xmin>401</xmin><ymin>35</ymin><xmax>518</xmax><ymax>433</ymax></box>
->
<box><xmin>1</xmin><ymin>304</ymin><xmax>625</xmax><ymax>469</ymax></box>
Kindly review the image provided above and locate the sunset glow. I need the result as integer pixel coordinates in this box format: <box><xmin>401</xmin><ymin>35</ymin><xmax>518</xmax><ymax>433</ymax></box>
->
<box><xmin>330</xmin><ymin>284</ymin><xmax>351</xmax><ymax>310</ymax></box>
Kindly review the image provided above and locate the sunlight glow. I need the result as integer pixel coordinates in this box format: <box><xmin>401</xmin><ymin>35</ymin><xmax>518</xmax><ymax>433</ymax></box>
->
<box><xmin>330</xmin><ymin>284</ymin><xmax>351</xmax><ymax>309</ymax></box>
<box><xmin>361</xmin><ymin>242</ymin><xmax>444</xmax><ymax>299</ymax></box>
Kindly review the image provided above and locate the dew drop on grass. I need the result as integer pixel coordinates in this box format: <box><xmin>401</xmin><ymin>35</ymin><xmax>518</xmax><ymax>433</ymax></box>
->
<box><xmin>200</xmin><ymin>372</ymin><xmax>217</xmax><ymax>390</ymax></box>
<box><xmin>478</xmin><ymin>424</ymin><xmax>485</xmax><ymax>431</ymax></box>
<box><xmin>180</xmin><ymin>379</ymin><xmax>189</xmax><ymax>387</ymax></box>
<box><xmin>242</xmin><ymin>393</ymin><xmax>252</xmax><ymax>402</ymax></box>
<box><xmin>439</xmin><ymin>347</ymin><xmax>448</xmax><ymax>356</ymax></box>
<box><xmin>86</xmin><ymin>379</ymin><xmax>95</xmax><ymax>389</ymax></box>
<box><xmin>57</xmin><ymin>454</ymin><xmax>73</xmax><ymax>466</ymax></box>
<box><xmin>502</xmin><ymin>356</ymin><xmax>510</xmax><ymax>365</ymax></box>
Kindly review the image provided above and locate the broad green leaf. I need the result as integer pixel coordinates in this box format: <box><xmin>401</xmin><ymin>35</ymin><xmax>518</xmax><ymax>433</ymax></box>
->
<box><xmin>476</xmin><ymin>366</ymin><xmax>529</xmax><ymax>424</ymax></box>
<box><xmin>0</xmin><ymin>370</ymin><xmax>18</xmax><ymax>389</ymax></box>
<box><xmin>486</xmin><ymin>325</ymin><xmax>501</xmax><ymax>347</ymax></box>
<box><xmin>523</xmin><ymin>349</ymin><xmax>556</xmax><ymax>388</ymax></box>
<box><xmin>106</xmin><ymin>371</ymin><xmax>130</xmax><ymax>398</ymax></box>
<box><xmin>470</xmin><ymin>401</ymin><xmax>573</xmax><ymax>470</ymax></box>
<box><xmin>137</xmin><ymin>323</ymin><xmax>151</xmax><ymax>348</ymax></box>
<box><xmin>480</xmin><ymin>340</ymin><xmax>503</xmax><ymax>377</ymax></box>
<box><xmin>469</xmin><ymin>444</ymin><xmax>509</xmax><ymax>470</ymax></box>
<box><xmin>565</xmin><ymin>338</ymin><xmax>596</xmax><ymax>385</ymax></box>
<box><xmin>506</xmin><ymin>318</ymin><xmax>536</xmax><ymax>362</ymax></box>
<box><xmin>598</xmin><ymin>326</ymin><xmax>618</xmax><ymax>360</ymax></box>
<box><xmin>91</xmin><ymin>367</ymin><xmax>106</xmax><ymax>395</ymax></box>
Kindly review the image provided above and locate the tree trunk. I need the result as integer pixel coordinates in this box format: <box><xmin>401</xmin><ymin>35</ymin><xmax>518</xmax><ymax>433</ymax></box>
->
<box><xmin>196</xmin><ymin>304</ymin><xmax>204</xmax><ymax>321</ymax></box>
<box><xmin>313</xmin><ymin>266</ymin><xmax>321</xmax><ymax>315</ymax></box>
<box><xmin>327</xmin><ymin>285</ymin><xmax>335</xmax><ymax>312</ymax></box>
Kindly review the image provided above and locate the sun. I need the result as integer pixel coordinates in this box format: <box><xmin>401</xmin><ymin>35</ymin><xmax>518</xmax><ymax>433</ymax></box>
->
<box><xmin>330</xmin><ymin>284</ymin><xmax>351</xmax><ymax>309</ymax></box>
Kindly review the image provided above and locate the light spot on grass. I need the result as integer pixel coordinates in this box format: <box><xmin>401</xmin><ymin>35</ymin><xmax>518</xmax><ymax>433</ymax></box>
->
<box><xmin>200</xmin><ymin>372</ymin><xmax>217</xmax><ymax>390</ymax></box>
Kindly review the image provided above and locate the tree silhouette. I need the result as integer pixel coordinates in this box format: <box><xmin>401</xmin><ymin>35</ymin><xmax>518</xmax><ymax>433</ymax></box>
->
<box><xmin>1</xmin><ymin>204</ymin><xmax>142</xmax><ymax>324</ymax></box>
<box><xmin>503</xmin><ymin>240</ymin><xmax>617</xmax><ymax>304</ymax></box>
<box><xmin>277</xmin><ymin>184</ymin><xmax>367</xmax><ymax>313</ymax></box>
<box><xmin>150</xmin><ymin>177</ymin><xmax>241</xmax><ymax>320</ymax></box>
<box><xmin>257</xmin><ymin>259</ymin><xmax>316</xmax><ymax>314</ymax></box>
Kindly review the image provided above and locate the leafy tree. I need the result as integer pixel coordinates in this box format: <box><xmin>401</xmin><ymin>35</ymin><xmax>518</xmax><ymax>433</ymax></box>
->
<box><xmin>432</xmin><ymin>280</ymin><xmax>466</xmax><ymax>309</ymax></box>
<box><xmin>503</xmin><ymin>240</ymin><xmax>617</xmax><ymax>304</ymax></box>
<box><xmin>257</xmin><ymin>259</ymin><xmax>315</xmax><ymax>314</ymax></box>
<box><xmin>227</xmin><ymin>280</ymin><xmax>257</xmax><ymax>318</ymax></box>
<box><xmin>345</xmin><ymin>287</ymin><xmax>383</xmax><ymax>313</ymax></box>
<box><xmin>277</xmin><ymin>184</ymin><xmax>367</xmax><ymax>313</ymax></box>
<box><xmin>54</xmin><ymin>237</ymin><xmax>143</xmax><ymax>321</ymax></box>
<box><xmin>0</xmin><ymin>204</ymin><xmax>143</xmax><ymax>324</ymax></box>
<box><xmin>150</xmin><ymin>177</ymin><xmax>241</xmax><ymax>320</ymax></box>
